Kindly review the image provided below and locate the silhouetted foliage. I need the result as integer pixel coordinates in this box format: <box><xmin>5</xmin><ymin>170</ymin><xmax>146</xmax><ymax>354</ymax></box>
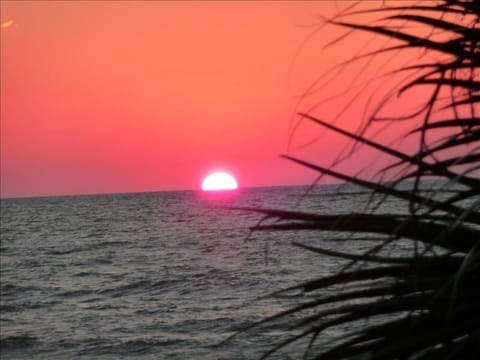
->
<box><xmin>232</xmin><ymin>1</ymin><xmax>480</xmax><ymax>358</ymax></box>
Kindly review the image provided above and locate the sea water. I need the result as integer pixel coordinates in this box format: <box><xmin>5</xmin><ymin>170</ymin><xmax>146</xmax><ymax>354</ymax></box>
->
<box><xmin>1</xmin><ymin>185</ymin><xmax>400</xmax><ymax>359</ymax></box>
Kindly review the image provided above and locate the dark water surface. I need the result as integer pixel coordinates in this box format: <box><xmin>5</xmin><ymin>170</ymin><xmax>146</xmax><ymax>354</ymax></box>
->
<box><xmin>1</xmin><ymin>185</ymin><xmax>398</xmax><ymax>359</ymax></box>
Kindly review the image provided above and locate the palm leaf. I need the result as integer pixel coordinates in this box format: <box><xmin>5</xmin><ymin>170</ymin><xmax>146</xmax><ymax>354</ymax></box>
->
<box><xmin>230</xmin><ymin>1</ymin><xmax>480</xmax><ymax>358</ymax></box>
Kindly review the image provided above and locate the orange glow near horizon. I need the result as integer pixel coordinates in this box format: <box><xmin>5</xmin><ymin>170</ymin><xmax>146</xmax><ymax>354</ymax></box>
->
<box><xmin>1</xmin><ymin>1</ymin><xmax>427</xmax><ymax>198</ymax></box>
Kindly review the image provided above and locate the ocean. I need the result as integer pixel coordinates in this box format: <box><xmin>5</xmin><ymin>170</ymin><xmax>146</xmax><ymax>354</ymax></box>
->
<box><xmin>1</xmin><ymin>184</ymin><xmax>398</xmax><ymax>359</ymax></box>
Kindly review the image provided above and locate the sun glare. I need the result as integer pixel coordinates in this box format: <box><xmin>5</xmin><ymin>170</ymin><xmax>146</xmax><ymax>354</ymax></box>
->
<box><xmin>201</xmin><ymin>172</ymin><xmax>238</xmax><ymax>191</ymax></box>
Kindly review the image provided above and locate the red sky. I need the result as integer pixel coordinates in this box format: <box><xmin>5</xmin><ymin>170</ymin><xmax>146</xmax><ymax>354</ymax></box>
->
<box><xmin>1</xmin><ymin>1</ymin><xmax>424</xmax><ymax>198</ymax></box>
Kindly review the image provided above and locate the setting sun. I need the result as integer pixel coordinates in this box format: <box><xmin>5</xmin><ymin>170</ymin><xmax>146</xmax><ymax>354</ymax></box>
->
<box><xmin>201</xmin><ymin>172</ymin><xmax>238</xmax><ymax>191</ymax></box>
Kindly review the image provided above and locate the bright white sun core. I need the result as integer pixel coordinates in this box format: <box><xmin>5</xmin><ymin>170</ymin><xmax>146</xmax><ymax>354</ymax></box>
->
<box><xmin>201</xmin><ymin>172</ymin><xmax>238</xmax><ymax>191</ymax></box>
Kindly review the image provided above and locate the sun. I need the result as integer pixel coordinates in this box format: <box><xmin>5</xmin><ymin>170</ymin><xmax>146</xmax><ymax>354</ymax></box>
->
<box><xmin>201</xmin><ymin>172</ymin><xmax>238</xmax><ymax>191</ymax></box>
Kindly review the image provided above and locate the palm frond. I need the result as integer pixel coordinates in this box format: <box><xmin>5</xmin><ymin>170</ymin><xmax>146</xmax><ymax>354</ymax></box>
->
<box><xmin>232</xmin><ymin>1</ymin><xmax>480</xmax><ymax>358</ymax></box>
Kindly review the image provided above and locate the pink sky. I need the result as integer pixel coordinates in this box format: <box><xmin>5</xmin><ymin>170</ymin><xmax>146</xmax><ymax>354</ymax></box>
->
<box><xmin>1</xmin><ymin>1</ymin><xmax>423</xmax><ymax>198</ymax></box>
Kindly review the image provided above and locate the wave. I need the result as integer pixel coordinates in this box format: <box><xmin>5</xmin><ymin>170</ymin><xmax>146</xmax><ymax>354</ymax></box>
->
<box><xmin>0</xmin><ymin>334</ymin><xmax>38</xmax><ymax>351</ymax></box>
<box><xmin>75</xmin><ymin>338</ymin><xmax>185</xmax><ymax>357</ymax></box>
